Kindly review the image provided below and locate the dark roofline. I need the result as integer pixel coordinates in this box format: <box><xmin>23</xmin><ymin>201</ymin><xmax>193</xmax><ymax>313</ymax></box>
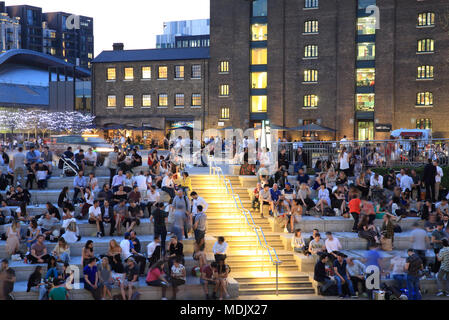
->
<box><xmin>0</xmin><ymin>49</ymin><xmax>91</xmax><ymax>78</ymax></box>
<box><xmin>92</xmin><ymin>47</ymin><xmax>210</xmax><ymax>64</ymax></box>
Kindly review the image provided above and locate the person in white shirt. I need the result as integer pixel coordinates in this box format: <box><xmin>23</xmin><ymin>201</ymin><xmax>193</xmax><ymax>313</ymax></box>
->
<box><xmin>190</xmin><ymin>192</ymin><xmax>208</xmax><ymax>217</ymax></box>
<box><xmin>434</xmin><ymin>160</ymin><xmax>443</xmax><ymax>201</ymax></box>
<box><xmin>339</xmin><ymin>148</ymin><xmax>350</xmax><ymax>174</ymax></box>
<box><xmin>396</xmin><ymin>169</ymin><xmax>405</xmax><ymax>187</ymax></box>
<box><xmin>370</xmin><ymin>173</ymin><xmax>384</xmax><ymax>190</ymax></box>
<box><xmin>161</xmin><ymin>173</ymin><xmax>175</xmax><ymax>199</ymax></box>
<box><xmin>325</xmin><ymin>232</ymin><xmax>342</xmax><ymax>262</ymax></box>
<box><xmin>84</xmin><ymin>148</ymin><xmax>98</xmax><ymax>167</ymax></box>
<box><xmin>147</xmin><ymin>235</ymin><xmax>162</xmax><ymax>267</ymax></box>
<box><xmin>88</xmin><ymin>200</ymin><xmax>104</xmax><ymax>238</ymax></box>
<box><xmin>133</xmin><ymin>171</ymin><xmax>148</xmax><ymax>193</ymax></box>
<box><xmin>213</xmin><ymin>237</ymin><xmax>228</xmax><ymax>262</ymax></box>
<box><xmin>144</xmin><ymin>185</ymin><xmax>160</xmax><ymax>215</ymax></box>
<box><xmin>400</xmin><ymin>169</ymin><xmax>414</xmax><ymax>193</ymax></box>
<box><xmin>120</xmin><ymin>234</ymin><xmax>133</xmax><ymax>261</ymax></box>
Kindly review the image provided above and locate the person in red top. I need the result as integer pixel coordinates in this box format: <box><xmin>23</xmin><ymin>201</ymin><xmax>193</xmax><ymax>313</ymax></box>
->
<box><xmin>146</xmin><ymin>260</ymin><xmax>169</xmax><ymax>300</ymax></box>
<box><xmin>349</xmin><ymin>193</ymin><xmax>362</xmax><ymax>232</ymax></box>
<box><xmin>200</xmin><ymin>262</ymin><xmax>219</xmax><ymax>300</ymax></box>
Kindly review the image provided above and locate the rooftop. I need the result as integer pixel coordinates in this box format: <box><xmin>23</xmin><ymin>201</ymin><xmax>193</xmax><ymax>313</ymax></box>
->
<box><xmin>93</xmin><ymin>47</ymin><xmax>210</xmax><ymax>63</ymax></box>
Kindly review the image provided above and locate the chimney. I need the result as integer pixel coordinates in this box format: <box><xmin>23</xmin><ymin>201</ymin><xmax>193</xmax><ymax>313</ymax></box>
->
<box><xmin>113</xmin><ymin>43</ymin><xmax>124</xmax><ymax>51</ymax></box>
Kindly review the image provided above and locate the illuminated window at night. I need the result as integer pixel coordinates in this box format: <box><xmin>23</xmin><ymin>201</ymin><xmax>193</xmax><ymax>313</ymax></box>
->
<box><xmin>124</xmin><ymin>67</ymin><xmax>134</xmax><ymax>80</ymax></box>
<box><xmin>158</xmin><ymin>66</ymin><xmax>168</xmax><ymax>79</ymax></box>
<box><xmin>251</xmin><ymin>96</ymin><xmax>267</xmax><ymax>113</ymax></box>
<box><xmin>107</xmin><ymin>95</ymin><xmax>116</xmax><ymax>108</ymax></box>
<box><xmin>416</xmin><ymin>92</ymin><xmax>433</xmax><ymax>106</ymax></box>
<box><xmin>356</xmin><ymin>94</ymin><xmax>375</xmax><ymax>111</ymax></box>
<box><xmin>175</xmin><ymin>94</ymin><xmax>185</xmax><ymax>107</ymax></box>
<box><xmin>192</xmin><ymin>94</ymin><xmax>202</xmax><ymax>106</ymax></box>
<box><xmin>417</xmin><ymin>66</ymin><xmax>434</xmax><ymax>79</ymax></box>
<box><xmin>124</xmin><ymin>95</ymin><xmax>134</xmax><ymax>107</ymax></box>
<box><xmin>304</xmin><ymin>20</ymin><xmax>318</xmax><ymax>33</ymax></box>
<box><xmin>357</xmin><ymin>42</ymin><xmax>375</xmax><ymax>60</ymax></box>
<box><xmin>219</xmin><ymin>61</ymin><xmax>229</xmax><ymax>73</ymax></box>
<box><xmin>142</xmin><ymin>66</ymin><xmax>151</xmax><ymax>79</ymax></box>
<box><xmin>304</xmin><ymin>95</ymin><xmax>318</xmax><ymax>108</ymax></box>
<box><xmin>417</xmin><ymin>39</ymin><xmax>434</xmax><ymax>53</ymax></box>
<box><xmin>252</xmin><ymin>23</ymin><xmax>268</xmax><ymax>41</ymax></box>
<box><xmin>304</xmin><ymin>70</ymin><xmax>318</xmax><ymax>82</ymax></box>
<box><xmin>158</xmin><ymin>94</ymin><xmax>168</xmax><ymax>107</ymax></box>
<box><xmin>251</xmin><ymin>48</ymin><xmax>267</xmax><ymax>65</ymax></box>
<box><xmin>220</xmin><ymin>107</ymin><xmax>230</xmax><ymax>120</ymax></box>
<box><xmin>142</xmin><ymin>94</ymin><xmax>151</xmax><ymax>107</ymax></box>
<box><xmin>304</xmin><ymin>45</ymin><xmax>318</xmax><ymax>58</ymax></box>
<box><xmin>416</xmin><ymin>119</ymin><xmax>432</xmax><ymax>130</ymax></box>
<box><xmin>219</xmin><ymin>85</ymin><xmax>230</xmax><ymax>97</ymax></box>
<box><xmin>251</xmin><ymin>72</ymin><xmax>267</xmax><ymax>89</ymax></box>
<box><xmin>357</xmin><ymin>17</ymin><xmax>376</xmax><ymax>35</ymax></box>
<box><xmin>418</xmin><ymin>12</ymin><xmax>435</xmax><ymax>27</ymax></box>
<box><xmin>107</xmin><ymin>68</ymin><xmax>116</xmax><ymax>80</ymax></box>
<box><xmin>356</xmin><ymin>68</ymin><xmax>375</xmax><ymax>86</ymax></box>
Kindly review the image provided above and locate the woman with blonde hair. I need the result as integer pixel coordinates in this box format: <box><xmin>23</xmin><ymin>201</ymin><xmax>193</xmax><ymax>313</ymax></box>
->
<box><xmin>52</xmin><ymin>237</ymin><xmax>71</xmax><ymax>263</ymax></box>
<box><xmin>6</xmin><ymin>221</ymin><xmax>21</xmax><ymax>257</ymax></box>
<box><xmin>99</xmin><ymin>257</ymin><xmax>114</xmax><ymax>300</ymax></box>
<box><xmin>107</xmin><ymin>239</ymin><xmax>124</xmax><ymax>274</ymax></box>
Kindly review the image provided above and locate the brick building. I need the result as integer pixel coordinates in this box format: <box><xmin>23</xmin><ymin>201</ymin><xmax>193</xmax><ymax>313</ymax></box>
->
<box><xmin>92</xmin><ymin>44</ymin><xmax>209</xmax><ymax>140</ymax></box>
<box><xmin>208</xmin><ymin>0</ymin><xmax>449</xmax><ymax>140</ymax></box>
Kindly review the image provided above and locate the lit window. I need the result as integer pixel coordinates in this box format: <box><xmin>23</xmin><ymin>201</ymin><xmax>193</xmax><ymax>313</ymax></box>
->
<box><xmin>251</xmin><ymin>48</ymin><xmax>267</xmax><ymax>65</ymax></box>
<box><xmin>125</xmin><ymin>95</ymin><xmax>134</xmax><ymax>107</ymax></box>
<box><xmin>158</xmin><ymin>94</ymin><xmax>168</xmax><ymax>107</ymax></box>
<box><xmin>304</xmin><ymin>45</ymin><xmax>318</xmax><ymax>58</ymax></box>
<box><xmin>175</xmin><ymin>94</ymin><xmax>185</xmax><ymax>107</ymax></box>
<box><xmin>219</xmin><ymin>85</ymin><xmax>230</xmax><ymax>97</ymax></box>
<box><xmin>158</xmin><ymin>66</ymin><xmax>168</xmax><ymax>79</ymax></box>
<box><xmin>107</xmin><ymin>68</ymin><xmax>116</xmax><ymax>80</ymax></box>
<box><xmin>356</xmin><ymin>68</ymin><xmax>376</xmax><ymax>87</ymax></box>
<box><xmin>416</xmin><ymin>92</ymin><xmax>433</xmax><ymax>106</ymax></box>
<box><xmin>416</xmin><ymin>119</ymin><xmax>432</xmax><ymax>130</ymax></box>
<box><xmin>220</xmin><ymin>107</ymin><xmax>230</xmax><ymax>120</ymax></box>
<box><xmin>142</xmin><ymin>66</ymin><xmax>151</xmax><ymax>79</ymax></box>
<box><xmin>304</xmin><ymin>0</ymin><xmax>319</xmax><ymax>9</ymax></box>
<box><xmin>192</xmin><ymin>65</ymin><xmax>202</xmax><ymax>78</ymax></box>
<box><xmin>219</xmin><ymin>61</ymin><xmax>229</xmax><ymax>73</ymax></box>
<box><xmin>304</xmin><ymin>20</ymin><xmax>319</xmax><ymax>33</ymax></box>
<box><xmin>107</xmin><ymin>95</ymin><xmax>116</xmax><ymax>108</ymax></box>
<box><xmin>175</xmin><ymin>65</ymin><xmax>185</xmax><ymax>79</ymax></box>
<box><xmin>124</xmin><ymin>68</ymin><xmax>134</xmax><ymax>80</ymax></box>
<box><xmin>88</xmin><ymin>53</ymin><xmax>93</xmax><ymax>59</ymax></box>
<box><xmin>251</xmin><ymin>96</ymin><xmax>267</xmax><ymax>113</ymax></box>
<box><xmin>304</xmin><ymin>95</ymin><xmax>318</xmax><ymax>108</ymax></box>
<box><xmin>357</xmin><ymin>17</ymin><xmax>376</xmax><ymax>35</ymax></box>
<box><xmin>417</xmin><ymin>39</ymin><xmax>434</xmax><ymax>53</ymax></box>
<box><xmin>252</xmin><ymin>23</ymin><xmax>268</xmax><ymax>41</ymax></box>
<box><xmin>304</xmin><ymin>70</ymin><xmax>318</xmax><ymax>83</ymax></box>
<box><xmin>192</xmin><ymin>94</ymin><xmax>202</xmax><ymax>106</ymax></box>
<box><xmin>417</xmin><ymin>12</ymin><xmax>435</xmax><ymax>27</ymax></box>
<box><xmin>357</xmin><ymin>42</ymin><xmax>375</xmax><ymax>60</ymax></box>
<box><xmin>356</xmin><ymin>94</ymin><xmax>375</xmax><ymax>111</ymax></box>
<box><xmin>417</xmin><ymin>66</ymin><xmax>434</xmax><ymax>79</ymax></box>
<box><xmin>251</xmin><ymin>72</ymin><xmax>267</xmax><ymax>89</ymax></box>
<box><xmin>142</xmin><ymin>94</ymin><xmax>151</xmax><ymax>107</ymax></box>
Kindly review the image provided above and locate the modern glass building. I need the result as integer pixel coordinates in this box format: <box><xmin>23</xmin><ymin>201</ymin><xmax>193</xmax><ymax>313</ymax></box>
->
<box><xmin>156</xmin><ymin>19</ymin><xmax>210</xmax><ymax>49</ymax></box>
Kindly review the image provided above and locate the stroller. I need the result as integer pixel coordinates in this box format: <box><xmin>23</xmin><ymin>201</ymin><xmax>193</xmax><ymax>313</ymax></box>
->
<box><xmin>58</xmin><ymin>156</ymin><xmax>80</xmax><ymax>177</ymax></box>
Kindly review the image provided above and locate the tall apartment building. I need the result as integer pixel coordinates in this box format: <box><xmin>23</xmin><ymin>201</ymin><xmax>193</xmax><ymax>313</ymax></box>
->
<box><xmin>4</xmin><ymin>3</ymin><xmax>93</xmax><ymax>68</ymax></box>
<box><xmin>0</xmin><ymin>9</ymin><xmax>20</xmax><ymax>53</ymax></box>
<box><xmin>208</xmin><ymin>0</ymin><xmax>449</xmax><ymax>140</ymax></box>
<box><xmin>156</xmin><ymin>19</ymin><xmax>210</xmax><ymax>49</ymax></box>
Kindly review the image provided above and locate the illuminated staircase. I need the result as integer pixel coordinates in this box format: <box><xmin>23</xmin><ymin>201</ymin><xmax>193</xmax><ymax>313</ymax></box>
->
<box><xmin>190</xmin><ymin>175</ymin><xmax>316</xmax><ymax>297</ymax></box>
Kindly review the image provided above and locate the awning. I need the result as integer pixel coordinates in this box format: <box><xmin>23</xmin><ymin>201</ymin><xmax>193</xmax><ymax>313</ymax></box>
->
<box><xmin>400</xmin><ymin>132</ymin><xmax>423</xmax><ymax>138</ymax></box>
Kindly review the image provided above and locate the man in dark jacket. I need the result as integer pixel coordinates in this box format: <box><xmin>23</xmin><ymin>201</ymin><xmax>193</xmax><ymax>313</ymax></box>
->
<box><xmin>423</xmin><ymin>159</ymin><xmax>437</xmax><ymax>203</ymax></box>
<box><xmin>314</xmin><ymin>254</ymin><xmax>335</xmax><ymax>294</ymax></box>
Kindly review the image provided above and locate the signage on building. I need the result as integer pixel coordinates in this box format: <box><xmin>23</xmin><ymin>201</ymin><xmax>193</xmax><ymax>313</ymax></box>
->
<box><xmin>375</xmin><ymin>124</ymin><xmax>392</xmax><ymax>132</ymax></box>
<box><xmin>171</xmin><ymin>121</ymin><xmax>194</xmax><ymax>129</ymax></box>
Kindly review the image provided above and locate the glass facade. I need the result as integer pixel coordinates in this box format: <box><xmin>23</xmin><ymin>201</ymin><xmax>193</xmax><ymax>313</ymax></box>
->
<box><xmin>251</xmin><ymin>48</ymin><xmax>268</xmax><ymax>65</ymax></box>
<box><xmin>251</xmin><ymin>72</ymin><xmax>267</xmax><ymax>89</ymax></box>
<box><xmin>75</xmin><ymin>81</ymin><xmax>91</xmax><ymax>112</ymax></box>
<box><xmin>251</xmin><ymin>96</ymin><xmax>267</xmax><ymax>113</ymax></box>
<box><xmin>356</xmin><ymin>68</ymin><xmax>375</xmax><ymax>86</ymax></box>
<box><xmin>356</xmin><ymin>94</ymin><xmax>375</xmax><ymax>111</ymax></box>
<box><xmin>357</xmin><ymin>42</ymin><xmax>376</xmax><ymax>60</ymax></box>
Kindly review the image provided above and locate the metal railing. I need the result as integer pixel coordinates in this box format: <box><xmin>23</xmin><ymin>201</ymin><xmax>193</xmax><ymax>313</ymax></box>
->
<box><xmin>279</xmin><ymin>138</ymin><xmax>449</xmax><ymax>170</ymax></box>
<box><xmin>209</xmin><ymin>165</ymin><xmax>283</xmax><ymax>295</ymax></box>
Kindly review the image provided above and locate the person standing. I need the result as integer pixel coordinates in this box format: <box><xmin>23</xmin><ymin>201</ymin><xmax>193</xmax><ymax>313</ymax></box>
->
<box><xmin>410</xmin><ymin>222</ymin><xmax>429</xmax><ymax>267</ymax></box>
<box><xmin>405</xmin><ymin>248</ymin><xmax>423</xmax><ymax>300</ymax></box>
<box><xmin>434</xmin><ymin>160</ymin><xmax>444</xmax><ymax>202</ymax></box>
<box><xmin>107</xmin><ymin>147</ymin><xmax>119</xmax><ymax>186</ymax></box>
<box><xmin>150</xmin><ymin>203</ymin><xmax>168</xmax><ymax>256</ymax></box>
<box><xmin>12</xmin><ymin>147</ymin><xmax>26</xmax><ymax>186</ymax></box>
<box><xmin>423</xmin><ymin>159</ymin><xmax>437</xmax><ymax>203</ymax></box>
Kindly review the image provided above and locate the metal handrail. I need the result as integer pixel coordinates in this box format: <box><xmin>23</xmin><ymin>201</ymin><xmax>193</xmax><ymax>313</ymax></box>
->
<box><xmin>211</xmin><ymin>168</ymin><xmax>282</xmax><ymax>265</ymax></box>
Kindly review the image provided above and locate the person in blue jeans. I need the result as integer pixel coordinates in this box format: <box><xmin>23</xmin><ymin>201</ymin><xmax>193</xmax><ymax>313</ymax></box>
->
<box><xmin>405</xmin><ymin>248</ymin><xmax>423</xmax><ymax>300</ymax></box>
<box><xmin>45</xmin><ymin>256</ymin><xmax>59</xmax><ymax>281</ymax></box>
<box><xmin>333</xmin><ymin>253</ymin><xmax>357</xmax><ymax>299</ymax></box>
